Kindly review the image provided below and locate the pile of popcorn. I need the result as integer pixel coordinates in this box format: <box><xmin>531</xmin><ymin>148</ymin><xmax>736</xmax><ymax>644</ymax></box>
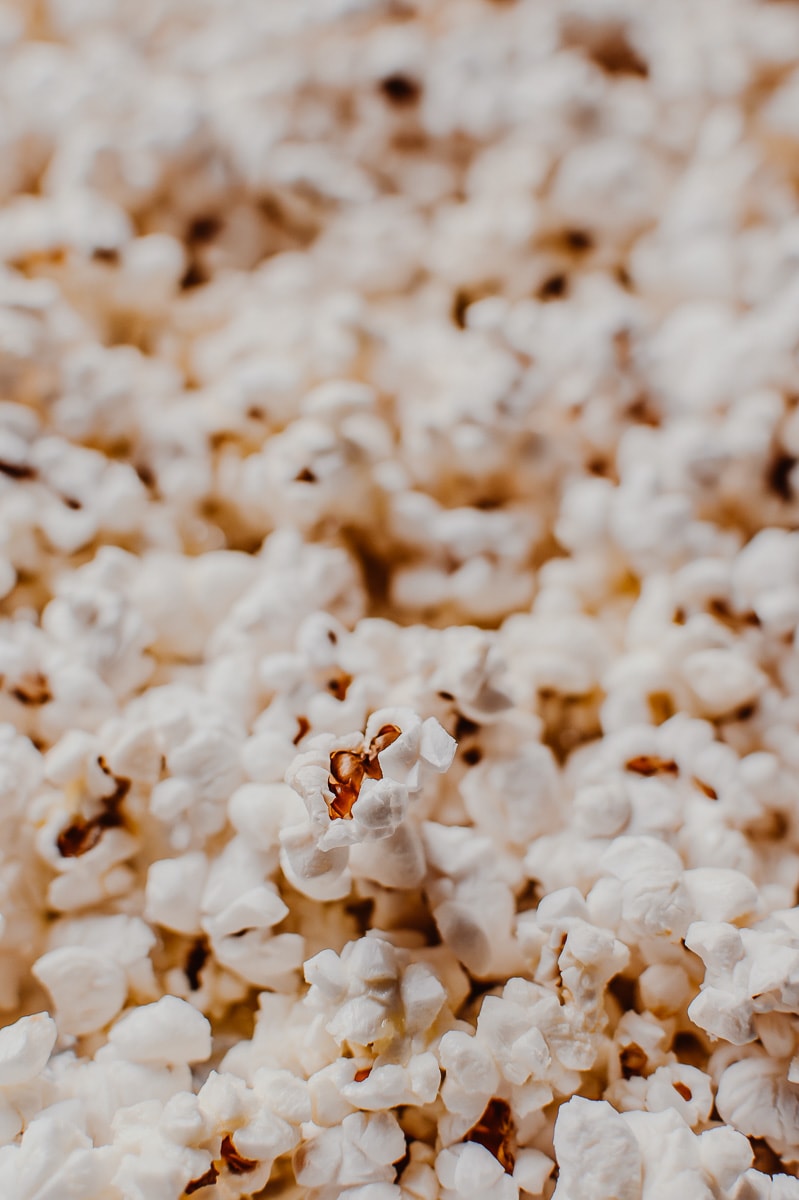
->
<box><xmin>3</xmin><ymin>0</ymin><xmax>799</xmax><ymax>1195</ymax></box>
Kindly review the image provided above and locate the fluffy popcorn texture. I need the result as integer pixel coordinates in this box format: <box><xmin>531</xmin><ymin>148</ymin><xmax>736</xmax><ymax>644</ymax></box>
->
<box><xmin>107</xmin><ymin>997</ymin><xmax>212</xmax><ymax>1066</ymax></box>
<box><xmin>0</xmin><ymin>0</ymin><xmax>798</xmax><ymax>1196</ymax></box>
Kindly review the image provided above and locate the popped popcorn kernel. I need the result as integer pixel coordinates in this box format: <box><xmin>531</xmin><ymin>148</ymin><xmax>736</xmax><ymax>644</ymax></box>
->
<box><xmin>328</xmin><ymin>725</ymin><xmax>403</xmax><ymax>821</ymax></box>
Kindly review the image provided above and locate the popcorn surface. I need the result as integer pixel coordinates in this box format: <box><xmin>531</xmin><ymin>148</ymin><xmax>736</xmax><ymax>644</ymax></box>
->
<box><xmin>1</xmin><ymin>0</ymin><xmax>799</xmax><ymax>1196</ymax></box>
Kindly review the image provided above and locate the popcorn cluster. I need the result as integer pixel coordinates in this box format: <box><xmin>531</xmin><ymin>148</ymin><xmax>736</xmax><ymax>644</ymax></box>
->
<box><xmin>2</xmin><ymin>0</ymin><xmax>799</xmax><ymax>1196</ymax></box>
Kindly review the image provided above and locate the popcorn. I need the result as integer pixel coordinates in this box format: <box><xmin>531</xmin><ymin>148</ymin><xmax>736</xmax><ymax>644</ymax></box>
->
<box><xmin>340</xmin><ymin>1052</ymin><xmax>441</xmax><ymax>1111</ymax></box>
<box><xmin>599</xmin><ymin>836</ymin><xmax>692</xmax><ymax>942</ymax></box>
<box><xmin>554</xmin><ymin>1097</ymin><xmax>760</xmax><ymax>1200</ymax></box>
<box><xmin>283</xmin><ymin>709</ymin><xmax>455</xmax><ymax>897</ymax></box>
<box><xmin>294</xmin><ymin>1111</ymin><xmax>406</xmax><ymax>1190</ymax></box>
<box><xmin>0</xmin><ymin>1013</ymin><xmax>56</xmax><ymax>1088</ymax></box>
<box><xmin>682</xmin><ymin>649</ymin><xmax>769</xmax><ymax>721</ymax></box>
<box><xmin>610</xmin><ymin>1061</ymin><xmax>715</xmax><ymax>1130</ymax></box>
<box><xmin>460</xmin><ymin>742</ymin><xmax>559</xmax><ymax>848</ymax></box>
<box><xmin>0</xmin><ymin>0</ymin><xmax>796</xmax><ymax>1193</ymax></box>
<box><xmin>32</xmin><ymin>947</ymin><xmax>128</xmax><ymax>1036</ymax></box>
<box><xmin>552</xmin><ymin>1097</ymin><xmax>642</xmax><ymax>1200</ymax></box>
<box><xmin>196</xmin><ymin>1068</ymin><xmax>299</xmax><ymax>1184</ymax></box>
<box><xmin>0</xmin><ymin>1103</ymin><xmax>117</xmax><ymax>1199</ymax></box>
<box><xmin>107</xmin><ymin>997</ymin><xmax>212</xmax><ymax>1066</ymax></box>
<box><xmin>304</xmin><ymin>935</ymin><xmax>449</xmax><ymax>1061</ymax></box>
<box><xmin>436</xmin><ymin>1141</ymin><xmax>518</xmax><ymax>1200</ymax></box>
<box><xmin>423</xmin><ymin>822</ymin><xmax>522</xmax><ymax>978</ymax></box>
<box><xmin>715</xmin><ymin>1053</ymin><xmax>799</xmax><ymax>1162</ymax></box>
<box><xmin>111</xmin><ymin>1103</ymin><xmax>213</xmax><ymax>1200</ymax></box>
<box><xmin>144</xmin><ymin>853</ymin><xmax>208</xmax><ymax>936</ymax></box>
<box><xmin>686</xmin><ymin>915</ymin><xmax>799</xmax><ymax>1045</ymax></box>
<box><xmin>0</xmin><ymin>1013</ymin><xmax>57</xmax><ymax>1143</ymax></box>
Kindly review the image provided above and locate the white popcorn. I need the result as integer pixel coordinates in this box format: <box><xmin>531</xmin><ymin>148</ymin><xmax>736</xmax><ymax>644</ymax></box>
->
<box><xmin>304</xmin><ymin>935</ymin><xmax>449</xmax><ymax>1059</ymax></box>
<box><xmin>600</xmin><ymin>836</ymin><xmax>692</xmax><ymax>942</ymax></box>
<box><xmin>144</xmin><ymin>853</ymin><xmax>208</xmax><ymax>936</ymax></box>
<box><xmin>110</xmin><ymin>1106</ymin><xmax>212</xmax><ymax>1200</ymax></box>
<box><xmin>436</xmin><ymin>1142</ymin><xmax>518</xmax><ymax>1200</ymax></box>
<box><xmin>439</xmin><ymin>1030</ymin><xmax>500</xmax><ymax>1124</ymax></box>
<box><xmin>460</xmin><ymin>742</ymin><xmax>559</xmax><ymax>848</ymax></box>
<box><xmin>284</xmin><ymin>709</ymin><xmax>454</xmax><ymax>897</ymax></box>
<box><xmin>196</xmin><ymin>1069</ymin><xmax>299</xmax><ymax>1171</ymax></box>
<box><xmin>682</xmin><ymin>869</ymin><xmax>759</xmax><ymax>926</ymax></box>
<box><xmin>638</xmin><ymin>963</ymin><xmax>694</xmax><ymax>1018</ymax></box>
<box><xmin>45</xmin><ymin>914</ymin><xmax>157</xmax><ymax>1001</ymax></box>
<box><xmin>424</xmin><ymin>846</ymin><xmax>520</xmax><ymax>977</ymax></box>
<box><xmin>340</xmin><ymin>1052</ymin><xmax>440</xmax><ymax>1111</ymax></box>
<box><xmin>623</xmin><ymin>1106</ymin><xmax>753</xmax><ymax>1199</ymax></box>
<box><xmin>513</xmin><ymin>1148</ymin><xmax>554</xmax><ymax>1196</ymax></box>
<box><xmin>32</xmin><ymin>947</ymin><xmax>127</xmax><ymax>1036</ymax></box>
<box><xmin>0</xmin><ymin>1013</ymin><xmax>56</xmax><ymax>1088</ymax></box>
<box><xmin>552</xmin><ymin>1097</ymin><xmax>642</xmax><ymax>1200</ymax></box>
<box><xmin>555</xmin><ymin>1098</ymin><xmax>758</xmax><ymax>1200</ymax></box>
<box><xmin>108</xmin><ymin>996</ymin><xmax>212</xmax><ymax>1066</ymax></box>
<box><xmin>0</xmin><ymin>1104</ymin><xmax>117</xmax><ymax>1199</ymax></box>
<box><xmin>639</xmin><ymin>1064</ymin><xmax>714</xmax><ymax>1128</ymax></box>
<box><xmin>0</xmin><ymin>0</ymin><xmax>797</xmax><ymax>1191</ymax></box>
<box><xmin>716</xmin><ymin>1054</ymin><xmax>799</xmax><ymax>1161</ymax></box>
<box><xmin>294</xmin><ymin>1111</ymin><xmax>406</xmax><ymax>1189</ymax></box>
<box><xmin>686</xmin><ymin>915</ymin><xmax>799</xmax><ymax>1046</ymax></box>
<box><xmin>682</xmin><ymin>649</ymin><xmax>768</xmax><ymax>720</ymax></box>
